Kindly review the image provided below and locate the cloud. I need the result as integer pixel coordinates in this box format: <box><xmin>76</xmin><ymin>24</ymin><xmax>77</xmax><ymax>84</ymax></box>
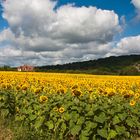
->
<box><xmin>132</xmin><ymin>0</ymin><xmax>140</xmax><ymax>10</ymax></box>
<box><xmin>0</xmin><ymin>0</ymin><xmax>121</xmax><ymax>66</ymax></box>
<box><xmin>50</xmin><ymin>5</ymin><xmax>120</xmax><ymax>44</ymax></box>
<box><xmin>2</xmin><ymin>0</ymin><xmax>56</xmax><ymax>36</ymax></box>
<box><xmin>106</xmin><ymin>35</ymin><xmax>140</xmax><ymax>57</ymax></box>
<box><xmin>131</xmin><ymin>0</ymin><xmax>140</xmax><ymax>21</ymax></box>
<box><xmin>120</xmin><ymin>15</ymin><xmax>126</xmax><ymax>30</ymax></box>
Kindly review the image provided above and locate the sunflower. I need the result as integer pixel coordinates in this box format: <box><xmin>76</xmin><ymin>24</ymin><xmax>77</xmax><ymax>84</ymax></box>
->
<box><xmin>124</xmin><ymin>94</ymin><xmax>131</xmax><ymax>98</ymax></box>
<box><xmin>53</xmin><ymin>107</ymin><xmax>59</xmax><ymax>112</ymax></box>
<box><xmin>59</xmin><ymin>107</ymin><xmax>65</xmax><ymax>113</ymax></box>
<box><xmin>57</xmin><ymin>89</ymin><xmax>65</xmax><ymax>94</ymax></box>
<box><xmin>16</xmin><ymin>85</ymin><xmax>21</xmax><ymax>90</ymax></box>
<box><xmin>134</xmin><ymin>93</ymin><xmax>140</xmax><ymax>99</ymax></box>
<box><xmin>21</xmin><ymin>84</ymin><xmax>28</xmax><ymax>90</ymax></box>
<box><xmin>16</xmin><ymin>107</ymin><xmax>20</xmax><ymax>113</ymax></box>
<box><xmin>34</xmin><ymin>88</ymin><xmax>41</xmax><ymax>94</ymax></box>
<box><xmin>72</xmin><ymin>85</ymin><xmax>78</xmax><ymax>90</ymax></box>
<box><xmin>72</xmin><ymin>89</ymin><xmax>82</xmax><ymax>96</ymax></box>
<box><xmin>39</xmin><ymin>95</ymin><xmax>48</xmax><ymax>103</ymax></box>
<box><xmin>6</xmin><ymin>84</ymin><xmax>12</xmax><ymax>90</ymax></box>
<box><xmin>1</xmin><ymin>83</ymin><xmax>6</xmax><ymax>89</ymax></box>
<box><xmin>129</xmin><ymin>100</ymin><xmax>136</xmax><ymax>106</ymax></box>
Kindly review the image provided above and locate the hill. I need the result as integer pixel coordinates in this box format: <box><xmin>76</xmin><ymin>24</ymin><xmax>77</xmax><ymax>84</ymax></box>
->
<box><xmin>36</xmin><ymin>55</ymin><xmax>140</xmax><ymax>75</ymax></box>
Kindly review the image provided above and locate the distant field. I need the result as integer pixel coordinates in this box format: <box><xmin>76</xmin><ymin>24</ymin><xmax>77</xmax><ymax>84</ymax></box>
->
<box><xmin>0</xmin><ymin>72</ymin><xmax>140</xmax><ymax>95</ymax></box>
<box><xmin>0</xmin><ymin>72</ymin><xmax>140</xmax><ymax>140</ymax></box>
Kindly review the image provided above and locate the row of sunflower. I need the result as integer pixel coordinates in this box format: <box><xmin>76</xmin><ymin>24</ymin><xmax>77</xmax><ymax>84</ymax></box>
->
<box><xmin>0</xmin><ymin>71</ymin><xmax>140</xmax><ymax>139</ymax></box>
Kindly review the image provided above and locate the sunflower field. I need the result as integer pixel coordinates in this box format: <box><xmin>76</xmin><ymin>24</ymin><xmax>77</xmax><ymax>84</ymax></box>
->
<box><xmin>0</xmin><ymin>72</ymin><xmax>140</xmax><ymax>140</ymax></box>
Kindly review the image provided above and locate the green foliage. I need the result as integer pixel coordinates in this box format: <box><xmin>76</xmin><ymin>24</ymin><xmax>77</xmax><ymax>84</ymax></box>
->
<box><xmin>0</xmin><ymin>65</ymin><xmax>16</xmax><ymax>71</ymax></box>
<box><xmin>0</xmin><ymin>91</ymin><xmax>15</xmax><ymax>119</ymax></box>
<box><xmin>0</xmin><ymin>90</ymin><xmax>140</xmax><ymax>140</ymax></box>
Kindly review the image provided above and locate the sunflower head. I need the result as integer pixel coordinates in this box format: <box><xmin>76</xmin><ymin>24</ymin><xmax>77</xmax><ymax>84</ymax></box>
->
<box><xmin>1</xmin><ymin>83</ymin><xmax>6</xmax><ymax>89</ymax></box>
<box><xmin>16</xmin><ymin>85</ymin><xmax>21</xmax><ymax>90</ymax></box>
<box><xmin>57</xmin><ymin>89</ymin><xmax>65</xmax><ymax>94</ymax></box>
<box><xmin>39</xmin><ymin>95</ymin><xmax>48</xmax><ymax>103</ymax></box>
<box><xmin>6</xmin><ymin>84</ymin><xmax>12</xmax><ymax>90</ymax></box>
<box><xmin>16</xmin><ymin>107</ymin><xmax>20</xmax><ymax>113</ymax></box>
<box><xmin>134</xmin><ymin>93</ymin><xmax>140</xmax><ymax>99</ymax></box>
<box><xmin>34</xmin><ymin>88</ymin><xmax>41</xmax><ymax>94</ymax></box>
<box><xmin>129</xmin><ymin>100</ymin><xmax>136</xmax><ymax>106</ymax></box>
<box><xmin>124</xmin><ymin>94</ymin><xmax>131</xmax><ymax>98</ymax></box>
<box><xmin>72</xmin><ymin>89</ymin><xmax>82</xmax><ymax>96</ymax></box>
<box><xmin>72</xmin><ymin>85</ymin><xmax>78</xmax><ymax>90</ymax></box>
<box><xmin>53</xmin><ymin>107</ymin><xmax>59</xmax><ymax>112</ymax></box>
<box><xmin>59</xmin><ymin>107</ymin><xmax>65</xmax><ymax>113</ymax></box>
<box><xmin>21</xmin><ymin>84</ymin><xmax>28</xmax><ymax>90</ymax></box>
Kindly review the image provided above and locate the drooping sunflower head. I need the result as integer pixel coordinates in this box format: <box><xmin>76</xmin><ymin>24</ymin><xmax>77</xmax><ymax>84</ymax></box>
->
<box><xmin>124</xmin><ymin>94</ymin><xmax>131</xmax><ymax>98</ymax></box>
<box><xmin>72</xmin><ymin>89</ymin><xmax>82</xmax><ymax>97</ymax></box>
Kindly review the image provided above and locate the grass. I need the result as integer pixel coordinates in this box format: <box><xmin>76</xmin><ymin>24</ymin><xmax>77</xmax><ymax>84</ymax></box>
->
<box><xmin>0</xmin><ymin>127</ymin><xmax>13</xmax><ymax>140</ymax></box>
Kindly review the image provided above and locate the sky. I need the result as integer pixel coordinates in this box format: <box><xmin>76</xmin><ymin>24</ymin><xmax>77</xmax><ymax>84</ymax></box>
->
<box><xmin>0</xmin><ymin>0</ymin><xmax>140</xmax><ymax>66</ymax></box>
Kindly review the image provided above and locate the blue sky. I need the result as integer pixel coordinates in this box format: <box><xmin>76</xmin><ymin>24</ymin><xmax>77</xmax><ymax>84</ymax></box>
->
<box><xmin>0</xmin><ymin>0</ymin><xmax>140</xmax><ymax>66</ymax></box>
<box><xmin>0</xmin><ymin>4</ymin><xmax>8</xmax><ymax>31</ymax></box>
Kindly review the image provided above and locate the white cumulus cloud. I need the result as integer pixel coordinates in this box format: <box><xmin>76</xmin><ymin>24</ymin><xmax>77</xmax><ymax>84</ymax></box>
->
<box><xmin>131</xmin><ymin>0</ymin><xmax>140</xmax><ymax>20</ymax></box>
<box><xmin>132</xmin><ymin>0</ymin><xmax>140</xmax><ymax>10</ymax></box>
<box><xmin>0</xmin><ymin>0</ymin><xmax>121</xmax><ymax>66</ymax></box>
<box><xmin>106</xmin><ymin>35</ymin><xmax>140</xmax><ymax>57</ymax></box>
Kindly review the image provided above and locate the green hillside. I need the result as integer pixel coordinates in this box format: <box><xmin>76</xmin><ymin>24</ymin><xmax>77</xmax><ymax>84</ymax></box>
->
<box><xmin>36</xmin><ymin>55</ymin><xmax>140</xmax><ymax>75</ymax></box>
